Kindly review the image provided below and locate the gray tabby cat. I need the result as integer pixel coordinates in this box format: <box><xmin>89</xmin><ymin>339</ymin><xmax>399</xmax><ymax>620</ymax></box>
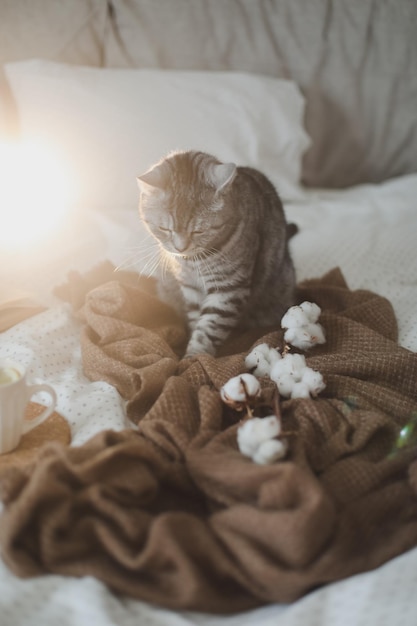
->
<box><xmin>137</xmin><ymin>150</ymin><xmax>297</xmax><ymax>357</ymax></box>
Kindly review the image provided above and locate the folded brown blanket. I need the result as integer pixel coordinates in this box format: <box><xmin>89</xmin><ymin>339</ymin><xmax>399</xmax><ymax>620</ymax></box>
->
<box><xmin>0</xmin><ymin>268</ymin><xmax>416</xmax><ymax>613</ymax></box>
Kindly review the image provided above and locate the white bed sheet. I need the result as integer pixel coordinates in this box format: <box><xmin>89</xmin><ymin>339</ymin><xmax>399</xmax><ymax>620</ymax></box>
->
<box><xmin>0</xmin><ymin>173</ymin><xmax>416</xmax><ymax>626</ymax></box>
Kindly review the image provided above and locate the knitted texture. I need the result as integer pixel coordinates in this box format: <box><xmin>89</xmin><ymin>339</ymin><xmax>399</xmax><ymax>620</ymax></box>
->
<box><xmin>0</xmin><ymin>268</ymin><xmax>416</xmax><ymax>613</ymax></box>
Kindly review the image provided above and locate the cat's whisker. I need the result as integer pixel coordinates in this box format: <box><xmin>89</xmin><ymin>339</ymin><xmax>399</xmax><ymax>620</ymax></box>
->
<box><xmin>143</xmin><ymin>260</ymin><xmax>161</xmax><ymax>278</ymax></box>
<box><xmin>160</xmin><ymin>249</ymin><xmax>173</xmax><ymax>282</ymax></box>
<box><xmin>115</xmin><ymin>242</ymin><xmax>161</xmax><ymax>272</ymax></box>
<box><xmin>140</xmin><ymin>248</ymin><xmax>163</xmax><ymax>277</ymax></box>
<box><xmin>144</xmin><ymin>255</ymin><xmax>162</xmax><ymax>277</ymax></box>
<box><xmin>115</xmin><ymin>254</ymin><xmax>144</xmax><ymax>272</ymax></box>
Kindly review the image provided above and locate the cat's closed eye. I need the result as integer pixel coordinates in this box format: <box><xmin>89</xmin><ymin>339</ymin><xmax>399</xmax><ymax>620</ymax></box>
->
<box><xmin>158</xmin><ymin>226</ymin><xmax>203</xmax><ymax>236</ymax></box>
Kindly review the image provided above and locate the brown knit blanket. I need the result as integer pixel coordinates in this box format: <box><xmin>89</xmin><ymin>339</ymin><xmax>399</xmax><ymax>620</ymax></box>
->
<box><xmin>0</xmin><ymin>267</ymin><xmax>416</xmax><ymax>613</ymax></box>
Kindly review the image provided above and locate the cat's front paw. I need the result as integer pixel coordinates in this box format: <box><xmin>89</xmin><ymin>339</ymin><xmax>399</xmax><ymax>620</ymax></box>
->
<box><xmin>184</xmin><ymin>335</ymin><xmax>216</xmax><ymax>358</ymax></box>
<box><xmin>184</xmin><ymin>347</ymin><xmax>212</xmax><ymax>359</ymax></box>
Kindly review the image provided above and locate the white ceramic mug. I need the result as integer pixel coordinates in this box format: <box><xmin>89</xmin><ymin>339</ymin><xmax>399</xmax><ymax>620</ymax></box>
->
<box><xmin>0</xmin><ymin>358</ymin><xmax>57</xmax><ymax>454</ymax></box>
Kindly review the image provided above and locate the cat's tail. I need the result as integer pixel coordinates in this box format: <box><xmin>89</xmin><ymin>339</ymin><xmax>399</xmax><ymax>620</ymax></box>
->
<box><xmin>287</xmin><ymin>223</ymin><xmax>299</xmax><ymax>239</ymax></box>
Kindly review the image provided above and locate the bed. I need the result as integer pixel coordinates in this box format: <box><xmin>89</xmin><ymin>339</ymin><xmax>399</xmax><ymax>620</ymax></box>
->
<box><xmin>1</xmin><ymin>1</ymin><xmax>417</xmax><ymax>624</ymax></box>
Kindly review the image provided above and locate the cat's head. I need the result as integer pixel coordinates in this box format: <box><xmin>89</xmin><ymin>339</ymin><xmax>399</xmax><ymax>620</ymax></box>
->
<box><xmin>137</xmin><ymin>151</ymin><xmax>236</xmax><ymax>257</ymax></box>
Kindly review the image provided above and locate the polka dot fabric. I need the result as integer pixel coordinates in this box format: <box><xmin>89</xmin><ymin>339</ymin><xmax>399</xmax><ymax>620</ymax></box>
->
<box><xmin>0</xmin><ymin>305</ymin><xmax>132</xmax><ymax>446</ymax></box>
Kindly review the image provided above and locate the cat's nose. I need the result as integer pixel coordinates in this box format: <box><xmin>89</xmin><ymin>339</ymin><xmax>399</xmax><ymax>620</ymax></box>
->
<box><xmin>172</xmin><ymin>233</ymin><xmax>189</xmax><ymax>253</ymax></box>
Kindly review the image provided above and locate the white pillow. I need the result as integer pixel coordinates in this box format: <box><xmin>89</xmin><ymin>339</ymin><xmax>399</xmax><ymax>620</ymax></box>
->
<box><xmin>4</xmin><ymin>60</ymin><xmax>310</xmax><ymax>210</ymax></box>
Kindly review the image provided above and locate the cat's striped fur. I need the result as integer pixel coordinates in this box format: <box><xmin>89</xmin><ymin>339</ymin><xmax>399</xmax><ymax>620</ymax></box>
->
<box><xmin>137</xmin><ymin>150</ymin><xmax>297</xmax><ymax>357</ymax></box>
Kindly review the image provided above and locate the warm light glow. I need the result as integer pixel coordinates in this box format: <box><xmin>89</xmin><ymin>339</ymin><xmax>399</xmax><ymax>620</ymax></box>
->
<box><xmin>0</xmin><ymin>139</ymin><xmax>76</xmax><ymax>248</ymax></box>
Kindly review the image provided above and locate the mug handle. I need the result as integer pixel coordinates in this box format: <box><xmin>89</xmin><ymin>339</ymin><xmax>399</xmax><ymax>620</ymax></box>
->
<box><xmin>23</xmin><ymin>383</ymin><xmax>58</xmax><ymax>433</ymax></box>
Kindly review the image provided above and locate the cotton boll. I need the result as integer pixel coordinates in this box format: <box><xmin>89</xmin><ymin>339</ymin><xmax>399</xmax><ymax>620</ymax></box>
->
<box><xmin>284</xmin><ymin>326</ymin><xmax>315</xmax><ymax>350</ymax></box>
<box><xmin>270</xmin><ymin>353</ymin><xmax>306</xmax><ymax>382</ymax></box>
<box><xmin>290</xmin><ymin>381</ymin><xmax>311</xmax><ymax>399</ymax></box>
<box><xmin>281</xmin><ymin>305</ymin><xmax>309</xmax><ymax>329</ymax></box>
<box><xmin>282</xmin><ymin>353</ymin><xmax>307</xmax><ymax>377</ymax></box>
<box><xmin>237</xmin><ymin>415</ymin><xmax>281</xmax><ymax>457</ymax></box>
<box><xmin>271</xmin><ymin>355</ymin><xmax>306</xmax><ymax>397</ymax></box>
<box><xmin>260</xmin><ymin>415</ymin><xmax>282</xmax><ymax>439</ymax></box>
<box><xmin>289</xmin><ymin>368</ymin><xmax>325</xmax><ymax>398</ymax></box>
<box><xmin>245</xmin><ymin>345</ymin><xmax>271</xmax><ymax>377</ymax></box>
<box><xmin>275</xmin><ymin>373</ymin><xmax>295</xmax><ymax>397</ymax></box>
<box><xmin>238</xmin><ymin>373</ymin><xmax>262</xmax><ymax>397</ymax></box>
<box><xmin>302</xmin><ymin>368</ymin><xmax>326</xmax><ymax>396</ymax></box>
<box><xmin>299</xmin><ymin>301</ymin><xmax>321</xmax><ymax>323</ymax></box>
<box><xmin>284</xmin><ymin>322</ymin><xmax>326</xmax><ymax>350</ymax></box>
<box><xmin>268</xmin><ymin>347</ymin><xmax>282</xmax><ymax>367</ymax></box>
<box><xmin>251</xmin><ymin>354</ymin><xmax>271</xmax><ymax>377</ymax></box>
<box><xmin>281</xmin><ymin>301</ymin><xmax>326</xmax><ymax>350</ymax></box>
<box><xmin>237</xmin><ymin>421</ymin><xmax>260</xmax><ymax>456</ymax></box>
<box><xmin>269</xmin><ymin>358</ymin><xmax>285</xmax><ymax>383</ymax></box>
<box><xmin>245</xmin><ymin>344</ymin><xmax>282</xmax><ymax>377</ymax></box>
<box><xmin>283</xmin><ymin>326</ymin><xmax>305</xmax><ymax>348</ymax></box>
<box><xmin>245</xmin><ymin>343</ymin><xmax>270</xmax><ymax>368</ymax></box>
<box><xmin>307</xmin><ymin>323</ymin><xmax>325</xmax><ymax>345</ymax></box>
<box><xmin>248</xmin><ymin>415</ymin><xmax>281</xmax><ymax>441</ymax></box>
<box><xmin>247</xmin><ymin>343</ymin><xmax>271</xmax><ymax>360</ymax></box>
<box><xmin>271</xmin><ymin>353</ymin><xmax>325</xmax><ymax>399</ymax></box>
<box><xmin>252</xmin><ymin>438</ymin><xmax>288</xmax><ymax>465</ymax></box>
<box><xmin>220</xmin><ymin>373</ymin><xmax>261</xmax><ymax>407</ymax></box>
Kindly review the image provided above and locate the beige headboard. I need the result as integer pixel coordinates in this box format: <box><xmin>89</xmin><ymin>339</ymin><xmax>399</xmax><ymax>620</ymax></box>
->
<box><xmin>1</xmin><ymin>0</ymin><xmax>416</xmax><ymax>189</ymax></box>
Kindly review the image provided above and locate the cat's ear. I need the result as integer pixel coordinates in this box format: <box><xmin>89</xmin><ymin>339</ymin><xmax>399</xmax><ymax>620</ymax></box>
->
<box><xmin>209</xmin><ymin>162</ymin><xmax>237</xmax><ymax>193</ymax></box>
<box><xmin>137</xmin><ymin>164</ymin><xmax>166</xmax><ymax>194</ymax></box>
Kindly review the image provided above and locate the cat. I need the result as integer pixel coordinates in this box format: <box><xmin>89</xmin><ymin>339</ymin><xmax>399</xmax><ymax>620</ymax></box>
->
<box><xmin>137</xmin><ymin>150</ymin><xmax>297</xmax><ymax>357</ymax></box>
